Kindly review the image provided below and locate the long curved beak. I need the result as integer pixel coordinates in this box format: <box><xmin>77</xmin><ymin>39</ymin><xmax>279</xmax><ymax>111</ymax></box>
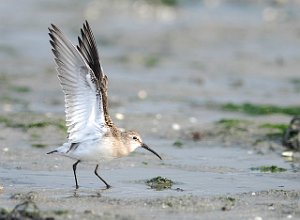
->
<box><xmin>141</xmin><ymin>143</ymin><xmax>162</xmax><ymax>160</ymax></box>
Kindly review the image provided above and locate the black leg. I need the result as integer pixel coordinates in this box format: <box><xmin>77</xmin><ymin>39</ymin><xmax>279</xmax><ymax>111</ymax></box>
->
<box><xmin>72</xmin><ymin>160</ymin><xmax>80</xmax><ymax>189</ymax></box>
<box><xmin>94</xmin><ymin>164</ymin><xmax>111</xmax><ymax>189</ymax></box>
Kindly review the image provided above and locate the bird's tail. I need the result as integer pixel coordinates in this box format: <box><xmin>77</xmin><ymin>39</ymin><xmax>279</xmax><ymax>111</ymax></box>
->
<box><xmin>46</xmin><ymin>150</ymin><xmax>58</xmax><ymax>154</ymax></box>
<box><xmin>46</xmin><ymin>143</ymin><xmax>70</xmax><ymax>155</ymax></box>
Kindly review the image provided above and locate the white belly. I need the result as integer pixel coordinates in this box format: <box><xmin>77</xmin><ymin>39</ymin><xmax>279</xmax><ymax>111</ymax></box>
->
<box><xmin>58</xmin><ymin>139</ymin><xmax>114</xmax><ymax>162</ymax></box>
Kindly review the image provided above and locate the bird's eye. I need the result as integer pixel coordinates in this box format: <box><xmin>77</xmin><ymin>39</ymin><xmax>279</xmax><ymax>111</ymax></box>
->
<box><xmin>132</xmin><ymin>136</ymin><xmax>138</xmax><ymax>140</ymax></box>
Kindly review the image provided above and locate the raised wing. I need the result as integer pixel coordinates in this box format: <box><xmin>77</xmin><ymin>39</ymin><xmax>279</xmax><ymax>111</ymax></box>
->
<box><xmin>49</xmin><ymin>24</ymin><xmax>106</xmax><ymax>142</ymax></box>
<box><xmin>77</xmin><ymin>21</ymin><xmax>114</xmax><ymax>127</ymax></box>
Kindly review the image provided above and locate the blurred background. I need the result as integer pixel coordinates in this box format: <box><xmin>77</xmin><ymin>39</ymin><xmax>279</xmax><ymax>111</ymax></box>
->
<box><xmin>1</xmin><ymin>0</ymin><xmax>300</xmax><ymax>140</ymax></box>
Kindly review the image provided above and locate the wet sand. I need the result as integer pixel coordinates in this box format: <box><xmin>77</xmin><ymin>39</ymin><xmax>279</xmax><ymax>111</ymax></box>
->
<box><xmin>0</xmin><ymin>0</ymin><xmax>300</xmax><ymax>219</ymax></box>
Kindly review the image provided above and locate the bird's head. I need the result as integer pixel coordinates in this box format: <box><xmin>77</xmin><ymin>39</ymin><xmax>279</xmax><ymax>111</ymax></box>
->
<box><xmin>122</xmin><ymin>130</ymin><xmax>162</xmax><ymax>160</ymax></box>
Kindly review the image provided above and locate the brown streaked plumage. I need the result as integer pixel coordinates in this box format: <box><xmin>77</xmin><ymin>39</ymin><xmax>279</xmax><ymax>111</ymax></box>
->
<box><xmin>47</xmin><ymin>21</ymin><xmax>162</xmax><ymax>190</ymax></box>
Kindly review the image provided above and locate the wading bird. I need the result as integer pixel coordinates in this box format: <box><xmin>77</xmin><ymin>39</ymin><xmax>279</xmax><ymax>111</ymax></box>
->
<box><xmin>47</xmin><ymin>21</ymin><xmax>162</xmax><ymax>189</ymax></box>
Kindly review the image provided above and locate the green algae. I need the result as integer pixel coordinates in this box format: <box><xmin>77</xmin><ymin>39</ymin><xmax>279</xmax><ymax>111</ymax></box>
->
<box><xmin>221</xmin><ymin>103</ymin><xmax>300</xmax><ymax>116</ymax></box>
<box><xmin>173</xmin><ymin>140</ymin><xmax>183</xmax><ymax>148</ymax></box>
<box><xmin>259</xmin><ymin>123</ymin><xmax>288</xmax><ymax>139</ymax></box>
<box><xmin>250</xmin><ymin>165</ymin><xmax>287</xmax><ymax>173</ymax></box>
<box><xmin>217</xmin><ymin>119</ymin><xmax>249</xmax><ymax>129</ymax></box>
<box><xmin>146</xmin><ymin>176</ymin><xmax>173</xmax><ymax>190</ymax></box>
<box><xmin>0</xmin><ymin>116</ymin><xmax>66</xmax><ymax>132</ymax></box>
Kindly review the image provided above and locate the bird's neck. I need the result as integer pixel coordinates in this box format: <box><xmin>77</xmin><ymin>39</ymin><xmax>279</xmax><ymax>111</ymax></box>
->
<box><xmin>107</xmin><ymin>127</ymin><xmax>131</xmax><ymax>158</ymax></box>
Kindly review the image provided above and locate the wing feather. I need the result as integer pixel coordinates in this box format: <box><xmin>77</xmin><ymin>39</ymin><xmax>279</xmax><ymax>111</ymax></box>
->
<box><xmin>77</xmin><ymin>21</ymin><xmax>114</xmax><ymax>127</ymax></box>
<box><xmin>49</xmin><ymin>24</ymin><xmax>106</xmax><ymax>142</ymax></box>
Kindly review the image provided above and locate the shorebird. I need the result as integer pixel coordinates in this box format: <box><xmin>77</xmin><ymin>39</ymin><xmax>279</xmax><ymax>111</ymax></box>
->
<box><xmin>47</xmin><ymin>21</ymin><xmax>162</xmax><ymax>189</ymax></box>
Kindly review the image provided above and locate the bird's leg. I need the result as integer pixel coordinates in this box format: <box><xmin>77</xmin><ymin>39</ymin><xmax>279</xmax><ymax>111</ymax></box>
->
<box><xmin>94</xmin><ymin>164</ymin><xmax>111</xmax><ymax>189</ymax></box>
<box><xmin>72</xmin><ymin>160</ymin><xmax>81</xmax><ymax>189</ymax></box>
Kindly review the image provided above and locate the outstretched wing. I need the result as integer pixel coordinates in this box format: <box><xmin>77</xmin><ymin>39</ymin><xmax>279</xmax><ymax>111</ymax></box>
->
<box><xmin>49</xmin><ymin>24</ymin><xmax>106</xmax><ymax>142</ymax></box>
<box><xmin>77</xmin><ymin>21</ymin><xmax>114</xmax><ymax>127</ymax></box>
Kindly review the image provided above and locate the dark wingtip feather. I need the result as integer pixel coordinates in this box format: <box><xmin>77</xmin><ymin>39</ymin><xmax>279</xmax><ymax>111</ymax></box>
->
<box><xmin>49</xmin><ymin>40</ymin><xmax>56</xmax><ymax>48</ymax></box>
<box><xmin>48</xmin><ymin>32</ymin><xmax>53</xmax><ymax>38</ymax></box>
<box><xmin>77</xmin><ymin>20</ymin><xmax>103</xmax><ymax>80</ymax></box>
<box><xmin>50</xmin><ymin>24</ymin><xmax>58</xmax><ymax>31</ymax></box>
<box><xmin>84</xmin><ymin>20</ymin><xmax>89</xmax><ymax>31</ymax></box>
